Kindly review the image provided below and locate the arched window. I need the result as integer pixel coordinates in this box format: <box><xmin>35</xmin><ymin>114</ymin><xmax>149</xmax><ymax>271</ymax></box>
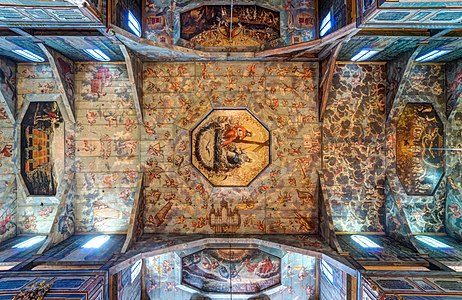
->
<box><xmin>12</xmin><ymin>236</ymin><xmax>46</xmax><ymax>249</ymax></box>
<box><xmin>320</xmin><ymin>12</ymin><xmax>332</xmax><ymax>37</ymax></box>
<box><xmin>83</xmin><ymin>49</ymin><xmax>111</xmax><ymax>61</ymax></box>
<box><xmin>321</xmin><ymin>259</ymin><xmax>334</xmax><ymax>284</ymax></box>
<box><xmin>82</xmin><ymin>235</ymin><xmax>110</xmax><ymax>249</ymax></box>
<box><xmin>128</xmin><ymin>11</ymin><xmax>142</xmax><ymax>37</ymax></box>
<box><xmin>415</xmin><ymin>236</ymin><xmax>452</xmax><ymax>249</ymax></box>
<box><xmin>351</xmin><ymin>235</ymin><xmax>381</xmax><ymax>249</ymax></box>
<box><xmin>12</xmin><ymin>49</ymin><xmax>45</xmax><ymax>62</ymax></box>
<box><xmin>131</xmin><ymin>260</ymin><xmax>142</xmax><ymax>283</ymax></box>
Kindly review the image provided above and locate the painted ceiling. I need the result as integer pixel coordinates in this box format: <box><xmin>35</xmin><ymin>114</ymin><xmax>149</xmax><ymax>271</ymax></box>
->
<box><xmin>0</xmin><ymin>0</ymin><xmax>462</xmax><ymax>299</ymax></box>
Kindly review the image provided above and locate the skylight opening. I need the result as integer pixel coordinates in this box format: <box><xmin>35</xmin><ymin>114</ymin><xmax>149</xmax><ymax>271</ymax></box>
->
<box><xmin>131</xmin><ymin>260</ymin><xmax>142</xmax><ymax>283</ymax></box>
<box><xmin>415</xmin><ymin>49</ymin><xmax>450</xmax><ymax>62</ymax></box>
<box><xmin>12</xmin><ymin>49</ymin><xmax>45</xmax><ymax>62</ymax></box>
<box><xmin>351</xmin><ymin>49</ymin><xmax>381</xmax><ymax>62</ymax></box>
<box><xmin>83</xmin><ymin>49</ymin><xmax>111</xmax><ymax>61</ymax></box>
<box><xmin>128</xmin><ymin>11</ymin><xmax>142</xmax><ymax>37</ymax></box>
<box><xmin>12</xmin><ymin>236</ymin><xmax>46</xmax><ymax>249</ymax></box>
<box><xmin>415</xmin><ymin>236</ymin><xmax>452</xmax><ymax>249</ymax></box>
<box><xmin>320</xmin><ymin>12</ymin><xmax>332</xmax><ymax>37</ymax></box>
<box><xmin>321</xmin><ymin>259</ymin><xmax>334</xmax><ymax>284</ymax></box>
<box><xmin>351</xmin><ymin>235</ymin><xmax>382</xmax><ymax>249</ymax></box>
<box><xmin>82</xmin><ymin>235</ymin><xmax>110</xmax><ymax>249</ymax></box>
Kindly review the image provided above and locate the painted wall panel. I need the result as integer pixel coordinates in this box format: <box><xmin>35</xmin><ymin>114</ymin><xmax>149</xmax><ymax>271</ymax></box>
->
<box><xmin>323</xmin><ymin>63</ymin><xmax>386</xmax><ymax>232</ymax></box>
<box><xmin>144</xmin><ymin>0</ymin><xmax>316</xmax><ymax>50</ymax></box>
<box><xmin>386</xmin><ymin>64</ymin><xmax>446</xmax><ymax>234</ymax></box>
<box><xmin>74</xmin><ymin>63</ymin><xmax>140</xmax><ymax>233</ymax></box>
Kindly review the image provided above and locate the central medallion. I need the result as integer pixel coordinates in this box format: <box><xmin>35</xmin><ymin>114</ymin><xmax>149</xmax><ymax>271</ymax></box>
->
<box><xmin>191</xmin><ymin>109</ymin><xmax>270</xmax><ymax>187</ymax></box>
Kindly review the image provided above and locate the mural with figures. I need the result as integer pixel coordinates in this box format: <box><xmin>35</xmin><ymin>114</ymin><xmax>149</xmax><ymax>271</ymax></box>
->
<box><xmin>322</xmin><ymin>63</ymin><xmax>386</xmax><ymax>232</ymax></box>
<box><xmin>16</xmin><ymin>64</ymin><xmax>67</xmax><ymax>235</ymax></box>
<box><xmin>191</xmin><ymin>109</ymin><xmax>270</xmax><ymax>187</ymax></box>
<box><xmin>142</xmin><ymin>61</ymin><xmax>320</xmax><ymax>234</ymax></box>
<box><xmin>396</xmin><ymin>103</ymin><xmax>444</xmax><ymax>195</ymax></box>
<box><xmin>180</xmin><ymin>5</ymin><xmax>280</xmax><ymax>49</ymax></box>
<box><xmin>74</xmin><ymin>63</ymin><xmax>140</xmax><ymax>233</ymax></box>
<box><xmin>145</xmin><ymin>248</ymin><xmax>316</xmax><ymax>299</ymax></box>
<box><xmin>386</xmin><ymin>64</ymin><xmax>446</xmax><ymax>234</ymax></box>
<box><xmin>182</xmin><ymin>248</ymin><xmax>280</xmax><ymax>293</ymax></box>
<box><xmin>145</xmin><ymin>0</ymin><xmax>316</xmax><ymax>49</ymax></box>
<box><xmin>21</xmin><ymin>102</ymin><xmax>64</xmax><ymax>196</ymax></box>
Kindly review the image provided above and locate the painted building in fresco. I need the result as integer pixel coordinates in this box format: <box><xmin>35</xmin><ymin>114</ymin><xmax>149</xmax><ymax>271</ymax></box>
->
<box><xmin>0</xmin><ymin>0</ymin><xmax>462</xmax><ymax>299</ymax></box>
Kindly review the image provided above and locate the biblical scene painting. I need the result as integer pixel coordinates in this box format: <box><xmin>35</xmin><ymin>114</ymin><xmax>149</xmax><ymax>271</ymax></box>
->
<box><xmin>191</xmin><ymin>109</ymin><xmax>270</xmax><ymax>187</ymax></box>
<box><xmin>182</xmin><ymin>248</ymin><xmax>281</xmax><ymax>293</ymax></box>
<box><xmin>396</xmin><ymin>103</ymin><xmax>444</xmax><ymax>195</ymax></box>
<box><xmin>21</xmin><ymin>102</ymin><xmax>64</xmax><ymax>195</ymax></box>
<box><xmin>180</xmin><ymin>5</ymin><xmax>280</xmax><ymax>48</ymax></box>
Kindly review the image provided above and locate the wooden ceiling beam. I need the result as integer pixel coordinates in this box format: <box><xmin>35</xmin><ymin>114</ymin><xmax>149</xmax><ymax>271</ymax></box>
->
<box><xmin>318</xmin><ymin>171</ymin><xmax>342</xmax><ymax>252</ymax></box>
<box><xmin>319</xmin><ymin>42</ymin><xmax>343</xmax><ymax>122</ymax></box>
<box><xmin>386</xmin><ymin>45</ymin><xmax>423</xmax><ymax>123</ymax></box>
<box><xmin>120</xmin><ymin>44</ymin><xmax>144</xmax><ymax>125</ymax></box>
<box><xmin>38</xmin><ymin>43</ymin><xmax>76</xmax><ymax>124</ymax></box>
<box><xmin>37</xmin><ymin>173</ymin><xmax>76</xmax><ymax>255</ymax></box>
<box><xmin>356</xmin><ymin>28</ymin><xmax>431</xmax><ymax>37</ymax></box>
<box><xmin>121</xmin><ymin>176</ymin><xmax>144</xmax><ymax>254</ymax></box>
<box><xmin>256</xmin><ymin>23</ymin><xmax>358</xmax><ymax>58</ymax></box>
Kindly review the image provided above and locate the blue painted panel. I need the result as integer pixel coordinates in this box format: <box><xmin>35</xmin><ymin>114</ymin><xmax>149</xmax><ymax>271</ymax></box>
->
<box><xmin>0</xmin><ymin>280</ymin><xmax>29</xmax><ymax>290</ymax></box>
<box><xmin>374</xmin><ymin>12</ymin><xmax>410</xmax><ymax>21</ymax></box>
<box><xmin>51</xmin><ymin>279</ymin><xmax>86</xmax><ymax>289</ymax></box>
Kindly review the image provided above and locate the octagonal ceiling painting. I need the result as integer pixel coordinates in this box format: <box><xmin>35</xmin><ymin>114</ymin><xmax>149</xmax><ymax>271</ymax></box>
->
<box><xmin>191</xmin><ymin>109</ymin><xmax>270</xmax><ymax>187</ymax></box>
<box><xmin>396</xmin><ymin>103</ymin><xmax>444</xmax><ymax>195</ymax></box>
<box><xmin>182</xmin><ymin>248</ymin><xmax>281</xmax><ymax>294</ymax></box>
<box><xmin>21</xmin><ymin>101</ymin><xmax>64</xmax><ymax>195</ymax></box>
